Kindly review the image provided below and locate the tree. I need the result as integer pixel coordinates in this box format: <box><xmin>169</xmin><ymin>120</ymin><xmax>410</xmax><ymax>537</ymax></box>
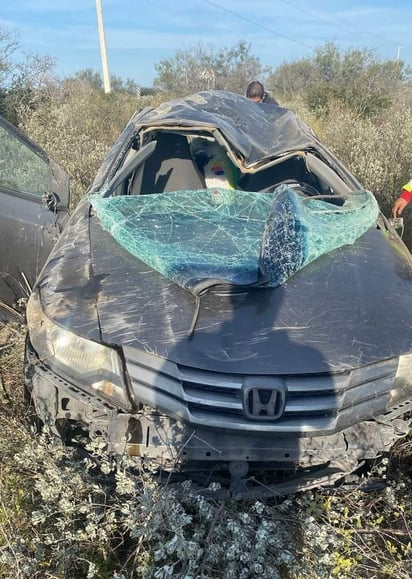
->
<box><xmin>0</xmin><ymin>26</ymin><xmax>56</xmax><ymax>123</ymax></box>
<box><xmin>154</xmin><ymin>42</ymin><xmax>217</xmax><ymax>96</ymax></box>
<box><xmin>0</xmin><ymin>27</ymin><xmax>18</xmax><ymax>85</ymax></box>
<box><xmin>264</xmin><ymin>58</ymin><xmax>316</xmax><ymax>101</ymax></box>
<box><xmin>4</xmin><ymin>53</ymin><xmax>56</xmax><ymax>122</ymax></box>
<box><xmin>267</xmin><ymin>42</ymin><xmax>407</xmax><ymax>117</ymax></box>
<box><xmin>153</xmin><ymin>40</ymin><xmax>266</xmax><ymax>96</ymax></box>
<box><xmin>214</xmin><ymin>41</ymin><xmax>268</xmax><ymax>94</ymax></box>
<box><xmin>0</xmin><ymin>27</ymin><xmax>21</xmax><ymax>120</ymax></box>
<box><xmin>67</xmin><ymin>69</ymin><xmax>104</xmax><ymax>91</ymax></box>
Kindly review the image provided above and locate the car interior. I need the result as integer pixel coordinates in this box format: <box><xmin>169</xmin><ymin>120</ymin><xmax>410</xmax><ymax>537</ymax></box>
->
<box><xmin>108</xmin><ymin>130</ymin><xmax>353</xmax><ymax>203</ymax></box>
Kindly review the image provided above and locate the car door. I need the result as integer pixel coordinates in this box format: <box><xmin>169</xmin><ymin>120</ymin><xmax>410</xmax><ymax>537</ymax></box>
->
<box><xmin>0</xmin><ymin>115</ymin><xmax>70</xmax><ymax>320</ymax></box>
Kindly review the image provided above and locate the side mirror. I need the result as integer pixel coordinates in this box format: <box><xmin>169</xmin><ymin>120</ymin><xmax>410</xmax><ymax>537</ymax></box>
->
<box><xmin>388</xmin><ymin>216</ymin><xmax>405</xmax><ymax>239</ymax></box>
<box><xmin>42</xmin><ymin>191</ymin><xmax>61</xmax><ymax>212</ymax></box>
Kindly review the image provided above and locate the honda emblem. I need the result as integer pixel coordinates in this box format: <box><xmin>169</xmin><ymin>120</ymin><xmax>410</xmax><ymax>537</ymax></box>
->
<box><xmin>242</xmin><ymin>378</ymin><xmax>286</xmax><ymax>420</ymax></box>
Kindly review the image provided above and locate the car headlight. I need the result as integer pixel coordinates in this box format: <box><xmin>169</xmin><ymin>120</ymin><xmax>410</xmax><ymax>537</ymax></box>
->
<box><xmin>26</xmin><ymin>291</ymin><xmax>131</xmax><ymax>409</ymax></box>
<box><xmin>391</xmin><ymin>352</ymin><xmax>412</xmax><ymax>407</ymax></box>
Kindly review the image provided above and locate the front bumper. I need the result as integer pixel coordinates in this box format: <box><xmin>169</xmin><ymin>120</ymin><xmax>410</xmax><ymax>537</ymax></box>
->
<box><xmin>25</xmin><ymin>340</ymin><xmax>411</xmax><ymax>478</ymax></box>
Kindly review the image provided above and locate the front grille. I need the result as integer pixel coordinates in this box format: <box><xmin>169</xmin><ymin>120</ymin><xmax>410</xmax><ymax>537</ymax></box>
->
<box><xmin>123</xmin><ymin>346</ymin><xmax>398</xmax><ymax>435</ymax></box>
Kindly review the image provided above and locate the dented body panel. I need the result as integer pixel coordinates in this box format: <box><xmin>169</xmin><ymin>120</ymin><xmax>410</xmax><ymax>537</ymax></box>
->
<box><xmin>7</xmin><ymin>91</ymin><xmax>411</xmax><ymax>493</ymax></box>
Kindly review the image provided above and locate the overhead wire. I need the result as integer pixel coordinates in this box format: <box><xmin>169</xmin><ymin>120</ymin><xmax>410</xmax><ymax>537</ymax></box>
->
<box><xmin>202</xmin><ymin>0</ymin><xmax>410</xmax><ymax>62</ymax></box>
<box><xmin>202</xmin><ymin>0</ymin><xmax>314</xmax><ymax>51</ymax></box>
<box><xmin>288</xmin><ymin>0</ymin><xmax>411</xmax><ymax>56</ymax></box>
<box><xmin>279</xmin><ymin>0</ymin><xmax>354</xmax><ymax>34</ymax></box>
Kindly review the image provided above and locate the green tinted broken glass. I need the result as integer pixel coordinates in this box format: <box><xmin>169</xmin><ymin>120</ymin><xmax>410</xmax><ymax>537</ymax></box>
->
<box><xmin>90</xmin><ymin>187</ymin><xmax>379</xmax><ymax>292</ymax></box>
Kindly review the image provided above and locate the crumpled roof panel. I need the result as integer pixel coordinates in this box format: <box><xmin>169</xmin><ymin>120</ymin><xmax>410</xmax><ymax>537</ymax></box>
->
<box><xmin>128</xmin><ymin>90</ymin><xmax>318</xmax><ymax>166</ymax></box>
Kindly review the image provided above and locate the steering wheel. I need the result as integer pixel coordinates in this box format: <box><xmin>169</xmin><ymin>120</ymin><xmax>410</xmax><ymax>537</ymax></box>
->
<box><xmin>263</xmin><ymin>179</ymin><xmax>320</xmax><ymax>197</ymax></box>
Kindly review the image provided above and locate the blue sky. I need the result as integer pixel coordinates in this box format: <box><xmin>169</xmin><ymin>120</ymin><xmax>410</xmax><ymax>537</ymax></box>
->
<box><xmin>1</xmin><ymin>0</ymin><xmax>411</xmax><ymax>87</ymax></box>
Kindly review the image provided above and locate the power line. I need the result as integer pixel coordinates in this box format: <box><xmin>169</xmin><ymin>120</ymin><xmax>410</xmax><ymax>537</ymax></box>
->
<box><xmin>293</xmin><ymin>0</ymin><xmax>411</xmax><ymax>57</ymax></box>
<box><xmin>281</xmin><ymin>0</ymin><xmax>354</xmax><ymax>35</ymax></box>
<box><xmin>202</xmin><ymin>0</ymin><xmax>314</xmax><ymax>51</ymax></box>
<box><xmin>202</xmin><ymin>0</ymin><xmax>409</xmax><ymax>62</ymax></box>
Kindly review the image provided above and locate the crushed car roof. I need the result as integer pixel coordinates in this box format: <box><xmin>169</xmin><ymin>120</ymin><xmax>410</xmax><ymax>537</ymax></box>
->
<box><xmin>129</xmin><ymin>90</ymin><xmax>318</xmax><ymax>166</ymax></box>
<box><xmin>90</xmin><ymin>90</ymin><xmax>361</xmax><ymax>194</ymax></box>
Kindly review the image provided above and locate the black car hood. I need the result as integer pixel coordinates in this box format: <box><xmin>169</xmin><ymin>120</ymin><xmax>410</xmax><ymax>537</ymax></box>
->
<box><xmin>37</xmin><ymin>202</ymin><xmax>412</xmax><ymax>375</ymax></box>
<box><xmin>89</xmin><ymin>209</ymin><xmax>412</xmax><ymax>374</ymax></box>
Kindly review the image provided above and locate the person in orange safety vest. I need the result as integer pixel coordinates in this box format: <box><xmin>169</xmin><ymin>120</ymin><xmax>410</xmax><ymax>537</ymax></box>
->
<box><xmin>392</xmin><ymin>178</ymin><xmax>412</xmax><ymax>217</ymax></box>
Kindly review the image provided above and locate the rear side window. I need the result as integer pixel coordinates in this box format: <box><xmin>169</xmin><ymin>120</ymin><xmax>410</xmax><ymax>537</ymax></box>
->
<box><xmin>0</xmin><ymin>124</ymin><xmax>49</xmax><ymax>198</ymax></box>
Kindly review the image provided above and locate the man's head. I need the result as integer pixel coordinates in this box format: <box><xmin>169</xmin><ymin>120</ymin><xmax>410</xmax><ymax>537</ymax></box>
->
<box><xmin>246</xmin><ymin>81</ymin><xmax>265</xmax><ymax>103</ymax></box>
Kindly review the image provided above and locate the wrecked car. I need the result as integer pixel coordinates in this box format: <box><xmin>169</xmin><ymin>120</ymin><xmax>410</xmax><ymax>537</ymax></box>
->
<box><xmin>1</xmin><ymin>91</ymin><xmax>412</xmax><ymax>496</ymax></box>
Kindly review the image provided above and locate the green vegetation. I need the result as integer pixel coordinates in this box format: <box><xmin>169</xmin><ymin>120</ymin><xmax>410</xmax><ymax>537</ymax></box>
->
<box><xmin>1</xmin><ymin>28</ymin><xmax>412</xmax><ymax>218</ymax></box>
<box><xmin>0</xmin><ymin>25</ymin><xmax>411</xmax><ymax>579</ymax></box>
<box><xmin>154</xmin><ymin>40</ymin><xmax>266</xmax><ymax>96</ymax></box>
<box><xmin>267</xmin><ymin>42</ymin><xmax>407</xmax><ymax>118</ymax></box>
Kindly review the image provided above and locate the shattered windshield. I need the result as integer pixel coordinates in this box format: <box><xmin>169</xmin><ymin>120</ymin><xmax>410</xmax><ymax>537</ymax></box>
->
<box><xmin>90</xmin><ymin>186</ymin><xmax>379</xmax><ymax>293</ymax></box>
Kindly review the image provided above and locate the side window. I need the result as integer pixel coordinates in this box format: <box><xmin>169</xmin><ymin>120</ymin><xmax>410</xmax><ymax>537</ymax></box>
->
<box><xmin>0</xmin><ymin>124</ymin><xmax>50</xmax><ymax>198</ymax></box>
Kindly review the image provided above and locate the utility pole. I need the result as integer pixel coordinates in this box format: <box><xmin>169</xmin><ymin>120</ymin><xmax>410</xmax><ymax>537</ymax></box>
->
<box><xmin>95</xmin><ymin>0</ymin><xmax>111</xmax><ymax>93</ymax></box>
<box><xmin>396</xmin><ymin>45</ymin><xmax>403</xmax><ymax>62</ymax></box>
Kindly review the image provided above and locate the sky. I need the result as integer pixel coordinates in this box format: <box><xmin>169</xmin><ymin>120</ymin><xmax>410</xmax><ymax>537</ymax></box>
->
<box><xmin>1</xmin><ymin>0</ymin><xmax>411</xmax><ymax>88</ymax></box>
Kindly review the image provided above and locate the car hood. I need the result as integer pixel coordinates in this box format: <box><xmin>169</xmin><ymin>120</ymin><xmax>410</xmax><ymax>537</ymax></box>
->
<box><xmin>36</xmin><ymin>201</ymin><xmax>412</xmax><ymax>375</ymax></box>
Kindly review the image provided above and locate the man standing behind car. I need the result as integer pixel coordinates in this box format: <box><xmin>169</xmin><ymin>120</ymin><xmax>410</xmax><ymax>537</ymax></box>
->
<box><xmin>392</xmin><ymin>178</ymin><xmax>412</xmax><ymax>216</ymax></box>
<box><xmin>246</xmin><ymin>81</ymin><xmax>279</xmax><ymax>105</ymax></box>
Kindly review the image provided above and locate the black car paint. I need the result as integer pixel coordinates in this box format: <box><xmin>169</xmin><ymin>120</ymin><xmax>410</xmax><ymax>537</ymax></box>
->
<box><xmin>2</xmin><ymin>92</ymin><xmax>412</xmax><ymax>494</ymax></box>
<box><xmin>0</xmin><ymin>115</ymin><xmax>69</xmax><ymax>319</ymax></box>
<box><xmin>37</xmin><ymin>202</ymin><xmax>412</xmax><ymax>374</ymax></box>
<box><xmin>91</xmin><ymin>222</ymin><xmax>412</xmax><ymax>374</ymax></box>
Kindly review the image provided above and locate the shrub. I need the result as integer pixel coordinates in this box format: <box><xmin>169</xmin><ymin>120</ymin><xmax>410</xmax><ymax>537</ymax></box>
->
<box><xmin>17</xmin><ymin>81</ymin><xmax>163</xmax><ymax>206</ymax></box>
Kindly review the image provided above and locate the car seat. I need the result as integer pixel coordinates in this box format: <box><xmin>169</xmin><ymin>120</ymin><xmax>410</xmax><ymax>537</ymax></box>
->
<box><xmin>130</xmin><ymin>133</ymin><xmax>206</xmax><ymax>194</ymax></box>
